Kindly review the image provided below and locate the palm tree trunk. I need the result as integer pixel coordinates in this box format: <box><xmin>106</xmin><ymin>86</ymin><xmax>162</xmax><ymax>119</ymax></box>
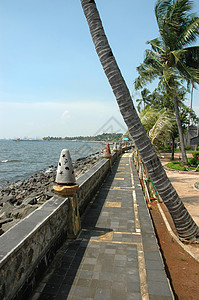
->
<box><xmin>173</xmin><ymin>95</ymin><xmax>188</xmax><ymax>165</ymax></box>
<box><xmin>171</xmin><ymin>136</ymin><xmax>175</xmax><ymax>160</ymax></box>
<box><xmin>80</xmin><ymin>0</ymin><xmax>199</xmax><ymax>241</ymax></box>
<box><xmin>189</xmin><ymin>81</ymin><xmax>194</xmax><ymax>126</ymax></box>
<box><xmin>190</xmin><ymin>81</ymin><xmax>194</xmax><ymax>110</ymax></box>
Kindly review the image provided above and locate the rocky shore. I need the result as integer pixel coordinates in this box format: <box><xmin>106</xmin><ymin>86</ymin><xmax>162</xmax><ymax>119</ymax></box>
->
<box><xmin>0</xmin><ymin>152</ymin><xmax>103</xmax><ymax>235</ymax></box>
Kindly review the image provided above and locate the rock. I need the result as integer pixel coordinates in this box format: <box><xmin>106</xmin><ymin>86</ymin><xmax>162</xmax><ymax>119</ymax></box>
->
<box><xmin>28</xmin><ymin>198</ymin><xmax>38</xmax><ymax>205</ymax></box>
<box><xmin>194</xmin><ymin>182</ymin><xmax>199</xmax><ymax>190</ymax></box>
<box><xmin>22</xmin><ymin>196</ymin><xmax>38</xmax><ymax>206</ymax></box>
<box><xmin>1</xmin><ymin>195</ymin><xmax>13</xmax><ymax>203</ymax></box>
<box><xmin>9</xmin><ymin>197</ymin><xmax>17</xmax><ymax>205</ymax></box>
<box><xmin>46</xmin><ymin>192</ymin><xmax>54</xmax><ymax>200</ymax></box>
<box><xmin>11</xmin><ymin>204</ymin><xmax>38</xmax><ymax>219</ymax></box>
<box><xmin>18</xmin><ymin>205</ymin><xmax>38</xmax><ymax>219</ymax></box>
<box><xmin>28</xmin><ymin>187</ymin><xmax>35</xmax><ymax>192</ymax></box>
<box><xmin>0</xmin><ymin>151</ymin><xmax>103</xmax><ymax>234</ymax></box>
<box><xmin>16</xmin><ymin>199</ymin><xmax>23</xmax><ymax>206</ymax></box>
<box><xmin>0</xmin><ymin>218</ymin><xmax>13</xmax><ymax>226</ymax></box>
<box><xmin>1</xmin><ymin>202</ymin><xmax>15</xmax><ymax>217</ymax></box>
<box><xmin>0</xmin><ymin>212</ymin><xmax>6</xmax><ymax>219</ymax></box>
<box><xmin>48</xmin><ymin>177</ymin><xmax>54</xmax><ymax>183</ymax></box>
<box><xmin>2</xmin><ymin>219</ymin><xmax>20</xmax><ymax>232</ymax></box>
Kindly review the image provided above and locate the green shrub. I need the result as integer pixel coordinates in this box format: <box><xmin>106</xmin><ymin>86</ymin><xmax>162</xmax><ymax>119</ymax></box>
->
<box><xmin>192</xmin><ymin>151</ymin><xmax>199</xmax><ymax>159</ymax></box>
<box><xmin>185</xmin><ymin>146</ymin><xmax>191</xmax><ymax>151</ymax></box>
<box><xmin>189</xmin><ymin>151</ymin><xmax>199</xmax><ymax>167</ymax></box>
<box><xmin>166</xmin><ymin>162</ymin><xmax>187</xmax><ymax>171</ymax></box>
<box><xmin>166</xmin><ymin>162</ymin><xmax>198</xmax><ymax>171</ymax></box>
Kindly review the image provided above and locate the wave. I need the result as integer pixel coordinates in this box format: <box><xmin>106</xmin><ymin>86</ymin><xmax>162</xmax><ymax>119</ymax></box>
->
<box><xmin>1</xmin><ymin>159</ymin><xmax>21</xmax><ymax>163</ymax></box>
<box><xmin>44</xmin><ymin>167</ymin><xmax>54</xmax><ymax>174</ymax></box>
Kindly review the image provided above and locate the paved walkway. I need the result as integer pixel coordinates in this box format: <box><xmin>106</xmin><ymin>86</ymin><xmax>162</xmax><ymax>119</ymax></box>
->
<box><xmin>31</xmin><ymin>153</ymin><xmax>173</xmax><ymax>300</ymax></box>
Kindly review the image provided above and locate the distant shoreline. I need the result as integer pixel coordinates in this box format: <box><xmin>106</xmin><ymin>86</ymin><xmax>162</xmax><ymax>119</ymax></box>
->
<box><xmin>10</xmin><ymin>139</ymin><xmax>105</xmax><ymax>143</ymax></box>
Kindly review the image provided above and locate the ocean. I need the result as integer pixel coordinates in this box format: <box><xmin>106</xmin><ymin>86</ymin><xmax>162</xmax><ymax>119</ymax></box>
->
<box><xmin>0</xmin><ymin>140</ymin><xmax>104</xmax><ymax>186</ymax></box>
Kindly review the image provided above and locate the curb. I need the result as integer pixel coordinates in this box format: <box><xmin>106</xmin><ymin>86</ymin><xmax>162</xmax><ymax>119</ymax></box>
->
<box><xmin>179</xmin><ymin>171</ymin><xmax>199</xmax><ymax>175</ymax></box>
<box><xmin>157</xmin><ymin>202</ymin><xmax>199</xmax><ymax>263</ymax></box>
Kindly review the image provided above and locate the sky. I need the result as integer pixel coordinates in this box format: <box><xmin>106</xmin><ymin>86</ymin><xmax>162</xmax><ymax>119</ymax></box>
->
<box><xmin>0</xmin><ymin>0</ymin><xmax>199</xmax><ymax>139</ymax></box>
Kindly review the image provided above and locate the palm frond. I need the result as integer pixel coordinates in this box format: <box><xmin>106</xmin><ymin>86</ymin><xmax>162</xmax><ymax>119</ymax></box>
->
<box><xmin>183</xmin><ymin>47</ymin><xmax>199</xmax><ymax>82</ymax></box>
<box><xmin>184</xmin><ymin>46</ymin><xmax>199</xmax><ymax>65</ymax></box>
<box><xmin>136</xmin><ymin>0</ymin><xmax>199</xmax><ymax>93</ymax></box>
<box><xmin>155</xmin><ymin>0</ymin><xmax>172</xmax><ymax>28</ymax></box>
<box><xmin>146</xmin><ymin>39</ymin><xmax>164</xmax><ymax>53</ymax></box>
<box><xmin>155</xmin><ymin>0</ymin><xmax>172</xmax><ymax>44</ymax></box>
<box><xmin>140</xmin><ymin>107</ymin><xmax>160</xmax><ymax>133</ymax></box>
<box><xmin>162</xmin><ymin>67</ymin><xmax>179</xmax><ymax>87</ymax></box>
<box><xmin>172</xmin><ymin>49</ymin><xmax>199</xmax><ymax>83</ymax></box>
<box><xmin>170</xmin><ymin>0</ymin><xmax>193</xmax><ymax>21</ymax></box>
<box><xmin>178</xmin><ymin>17</ymin><xmax>199</xmax><ymax>47</ymax></box>
<box><xmin>170</xmin><ymin>49</ymin><xmax>186</xmax><ymax>65</ymax></box>
<box><xmin>140</xmin><ymin>106</ymin><xmax>175</xmax><ymax>151</ymax></box>
<box><xmin>156</xmin><ymin>0</ymin><xmax>196</xmax><ymax>50</ymax></box>
<box><xmin>142</xmin><ymin>49</ymin><xmax>164</xmax><ymax>72</ymax></box>
<box><xmin>134</xmin><ymin>77</ymin><xmax>146</xmax><ymax>90</ymax></box>
<box><xmin>149</xmin><ymin>109</ymin><xmax>175</xmax><ymax>148</ymax></box>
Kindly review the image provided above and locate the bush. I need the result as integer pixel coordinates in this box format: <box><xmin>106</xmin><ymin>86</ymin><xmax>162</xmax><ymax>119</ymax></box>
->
<box><xmin>189</xmin><ymin>151</ymin><xmax>199</xmax><ymax>167</ymax></box>
<box><xmin>185</xmin><ymin>146</ymin><xmax>191</xmax><ymax>151</ymax></box>
<box><xmin>192</xmin><ymin>151</ymin><xmax>199</xmax><ymax>159</ymax></box>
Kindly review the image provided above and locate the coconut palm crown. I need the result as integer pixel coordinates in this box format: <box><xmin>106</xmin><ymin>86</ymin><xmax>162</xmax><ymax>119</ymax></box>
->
<box><xmin>134</xmin><ymin>0</ymin><xmax>199</xmax><ymax>165</ymax></box>
<box><xmin>135</xmin><ymin>0</ymin><xmax>199</xmax><ymax>86</ymax></box>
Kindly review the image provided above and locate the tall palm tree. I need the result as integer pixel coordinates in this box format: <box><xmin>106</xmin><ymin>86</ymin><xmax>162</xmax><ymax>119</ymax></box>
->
<box><xmin>136</xmin><ymin>88</ymin><xmax>151</xmax><ymax>113</ymax></box>
<box><xmin>80</xmin><ymin>0</ymin><xmax>199</xmax><ymax>241</ymax></box>
<box><xmin>134</xmin><ymin>0</ymin><xmax>199</xmax><ymax>166</ymax></box>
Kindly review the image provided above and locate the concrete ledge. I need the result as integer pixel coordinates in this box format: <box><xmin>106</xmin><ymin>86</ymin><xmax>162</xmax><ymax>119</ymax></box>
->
<box><xmin>77</xmin><ymin>153</ymin><xmax>117</xmax><ymax>214</ymax></box>
<box><xmin>0</xmin><ymin>152</ymin><xmax>118</xmax><ymax>300</ymax></box>
<box><xmin>0</xmin><ymin>196</ymin><xmax>69</xmax><ymax>300</ymax></box>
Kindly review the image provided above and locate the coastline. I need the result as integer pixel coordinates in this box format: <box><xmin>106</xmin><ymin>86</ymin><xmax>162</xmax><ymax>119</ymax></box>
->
<box><xmin>0</xmin><ymin>140</ymin><xmax>105</xmax><ymax>185</ymax></box>
<box><xmin>0</xmin><ymin>151</ymin><xmax>103</xmax><ymax>235</ymax></box>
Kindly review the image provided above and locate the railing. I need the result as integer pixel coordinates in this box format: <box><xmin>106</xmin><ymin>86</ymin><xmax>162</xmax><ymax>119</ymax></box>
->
<box><xmin>132</xmin><ymin>149</ymin><xmax>160</xmax><ymax>207</ymax></box>
<box><xmin>0</xmin><ymin>149</ymin><xmax>127</xmax><ymax>300</ymax></box>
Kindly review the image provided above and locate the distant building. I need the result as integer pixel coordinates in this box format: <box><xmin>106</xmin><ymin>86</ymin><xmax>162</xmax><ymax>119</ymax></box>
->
<box><xmin>187</xmin><ymin>124</ymin><xmax>199</xmax><ymax>150</ymax></box>
<box><xmin>190</xmin><ymin>136</ymin><xmax>199</xmax><ymax>149</ymax></box>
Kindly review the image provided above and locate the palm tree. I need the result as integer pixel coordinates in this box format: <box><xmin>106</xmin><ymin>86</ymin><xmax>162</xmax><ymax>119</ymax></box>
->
<box><xmin>134</xmin><ymin>0</ymin><xmax>199</xmax><ymax>166</ymax></box>
<box><xmin>140</xmin><ymin>107</ymin><xmax>175</xmax><ymax>152</ymax></box>
<box><xmin>80</xmin><ymin>0</ymin><xmax>199</xmax><ymax>241</ymax></box>
<box><xmin>136</xmin><ymin>88</ymin><xmax>151</xmax><ymax>113</ymax></box>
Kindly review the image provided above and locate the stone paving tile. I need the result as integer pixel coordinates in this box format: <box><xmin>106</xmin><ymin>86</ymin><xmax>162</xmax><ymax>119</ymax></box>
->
<box><xmin>30</xmin><ymin>154</ymin><xmax>173</xmax><ymax>300</ymax></box>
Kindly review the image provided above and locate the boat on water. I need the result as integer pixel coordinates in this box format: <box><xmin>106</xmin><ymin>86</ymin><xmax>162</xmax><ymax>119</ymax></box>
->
<box><xmin>16</xmin><ymin>138</ymin><xmax>20</xmax><ymax>142</ymax></box>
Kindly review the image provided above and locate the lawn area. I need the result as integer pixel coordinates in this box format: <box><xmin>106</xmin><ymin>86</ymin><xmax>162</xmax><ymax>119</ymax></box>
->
<box><xmin>166</xmin><ymin>161</ymin><xmax>199</xmax><ymax>171</ymax></box>
<box><xmin>166</xmin><ymin>150</ymin><xmax>199</xmax><ymax>171</ymax></box>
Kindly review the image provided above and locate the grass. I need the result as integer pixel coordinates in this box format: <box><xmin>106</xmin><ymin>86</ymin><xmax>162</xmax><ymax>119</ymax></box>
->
<box><xmin>166</xmin><ymin>161</ymin><xmax>198</xmax><ymax>172</ymax></box>
<box><xmin>180</xmin><ymin>256</ymin><xmax>186</xmax><ymax>261</ymax></box>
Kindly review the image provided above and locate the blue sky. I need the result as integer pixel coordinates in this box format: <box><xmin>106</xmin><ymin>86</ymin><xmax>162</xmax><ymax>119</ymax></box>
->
<box><xmin>0</xmin><ymin>0</ymin><xmax>199</xmax><ymax>139</ymax></box>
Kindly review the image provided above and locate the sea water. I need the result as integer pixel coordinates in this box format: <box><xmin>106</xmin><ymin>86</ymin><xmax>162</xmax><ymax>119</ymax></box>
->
<box><xmin>0</xmin><ymin>140</ymin><xmax>104</xmax><ymax>186</ymax></box>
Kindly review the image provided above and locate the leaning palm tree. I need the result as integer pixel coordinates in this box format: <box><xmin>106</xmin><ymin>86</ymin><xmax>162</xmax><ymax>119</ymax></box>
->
<box><xmin>134</xmin><ymin>0</ymin><xmax>199</xmax><ymax>166</ymax></box>
<box><xmin>80</xmin><ymin>0</ymin><xmax>199</xmax><ymax>241</ymax></box>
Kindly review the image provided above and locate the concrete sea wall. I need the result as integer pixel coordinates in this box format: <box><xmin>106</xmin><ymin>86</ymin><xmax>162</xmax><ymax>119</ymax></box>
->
<box><xmin>0</xmin><ymin>152</ymin><xmax>118</xmax><ymax>300</ymax></box>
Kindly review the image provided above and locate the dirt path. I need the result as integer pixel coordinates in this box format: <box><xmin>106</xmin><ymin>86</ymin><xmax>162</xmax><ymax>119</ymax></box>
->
<box><xmin>160</xmin><ymin>152</ymin><xmax>199</xmax><ymax>259</ymax></box>
<box><xmin>149</xmin><ymin>152</ymin><xmax>199</xmax><ymax>299</ymax></box>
